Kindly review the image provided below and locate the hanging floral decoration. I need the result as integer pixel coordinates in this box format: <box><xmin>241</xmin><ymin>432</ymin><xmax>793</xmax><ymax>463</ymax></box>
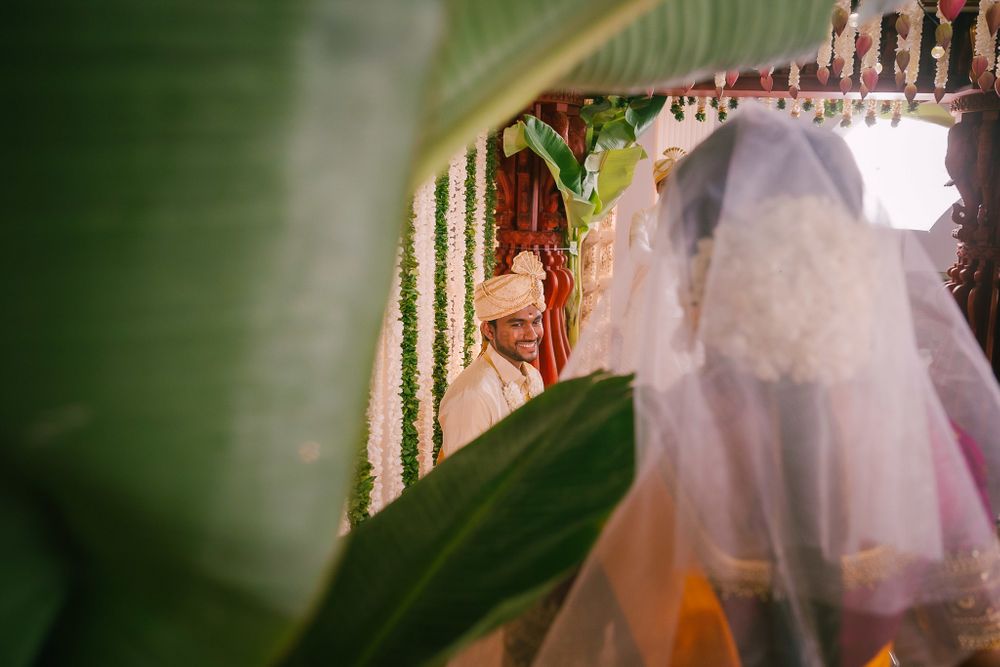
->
<box><xmin>813</xmin><ymin>102</ymin><xmax>825</xmax><ymax>125</ymax></box>
<box><xmin>817</xmin><ymin>8</ymin><xmax>835</xmax><ymax>86</ymax></box>
<box><xmin>483</xmin><ymin>131</ymin><xmax>498</xmax><ymax>279</ymax></box>
<box><xmin>974</xmin><ymin>0</ymin><xmax>1000</xmax><ymax>93</ymax></box>
<box><xmin>413</xmin><ymin>181</ymin><xmax>437</xmax><ymax>476</ymax></box>
<box><xmin>431</xmin><ymin>173</ymin><xmax>450</xmax><ymax>464</ymax></box>
<box><xmin>398</xmin><ymin>201</ymin><xmax>421</xmax><ymax>488</ymax></box>
<box><xmin>840</xmin><ymin>101</ymin><xmax>854</xmax><ymax>128</ymax></box>
<box><xmin>695</xmin><ymin>96</ymin><xmax>707</xmax><ymax>121</ymax></box>
<box><xmin>714</xmin><ymin>72</ymin><xmax>726</xmax><ymax>98</ymax></box>
<box><xmin>858</xmin><ymin>14</ymin><xmax>882</xmax><ymax>99</ymax></box>
<box><xmin>790</xmin><ymin>99</ymin><xmax>802</xmax><ymax>119</ymax></box>
<box><xmin>446</xmin><ymin>153</ymin><xmax>467</xmax><ymax>385</ymax></box>
<box><xmin>864</xmin><ymin>98</ymin><xmax>878</xmax><ymax>127</ymax></box>
<box><xmin>462</xmin><ymin>147</ymin><xmax>478</xmax><ymax>366</ymax></box>
<box><xmin>833</xmin><ymin>0</ymin><xmax>857</xmax><ymax>95</ymax></box>
<box><xmin>788</xmin><ymin>62</ymin><xmax>801</xmax><ymax>99</ymax></box>
<box><xmin>903</xmin><ymin>0</ymin><xmax>924</xmax><ymax>102</ymax></box>
<box><xmin>891</xmin><ymin>99</ymin><xmax>904</xmax><ymax>127</ymax></box>
<box><xmin>931</xmin><ymin>0</ymin><xmax>960</xmax><ymax>102</ymax></box>
<box><xmin>760</xmin><ymin>65</ymin><xmax>775</xmax><ymax>92</ymax></box>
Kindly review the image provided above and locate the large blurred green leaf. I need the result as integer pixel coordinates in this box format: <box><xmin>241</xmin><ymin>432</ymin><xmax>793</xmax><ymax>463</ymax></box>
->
<box><xmin>2</xmin><ymin>1</ymin><xmax>440</xmax><ymax>664</ymax></box>
<box><xmin>419</xmin><ymin>0</ymin><xmax>841</xmax><ymax>183</ymax></box>
<box><xmin>284</xmin><ymin>373</ymin><xmax>635</xmax><ymax>666</ymax></box>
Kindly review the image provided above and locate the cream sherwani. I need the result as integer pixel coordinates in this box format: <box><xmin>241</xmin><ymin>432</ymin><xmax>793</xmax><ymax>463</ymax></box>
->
<box><xmin>438</xmin><ymin>344</ymin><xmax>544</xmax><ymax>460</ymax></box>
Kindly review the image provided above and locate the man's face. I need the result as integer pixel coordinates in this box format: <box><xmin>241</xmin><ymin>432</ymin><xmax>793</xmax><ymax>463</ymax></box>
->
<box><xmin>483</xmin><ymin>305</ymin><xmax>544</xmax><ymax>364</ymax></box>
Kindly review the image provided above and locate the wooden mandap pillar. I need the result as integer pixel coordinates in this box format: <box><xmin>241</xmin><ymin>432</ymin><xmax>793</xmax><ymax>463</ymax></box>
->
<box><xmin>945</xmin><ymin>92</ymin><xmax>1000</xmax><ymax>380</ymax></box>
<box><xmin>494</xmin><ymin>93</ymin><xmax>584</xmax><ymax>385</ymax></box>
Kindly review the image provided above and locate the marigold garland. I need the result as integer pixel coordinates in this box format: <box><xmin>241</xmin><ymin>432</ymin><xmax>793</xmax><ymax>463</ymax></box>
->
<box><xmin>398</xmin><ymin>201</ymin><xmax>420</xmax><ymax>487</ymax></box>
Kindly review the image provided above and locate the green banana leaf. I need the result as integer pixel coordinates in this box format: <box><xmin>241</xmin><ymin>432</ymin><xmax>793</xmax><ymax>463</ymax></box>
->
<box><xmin>626</xmin><ymin>95</ymin><xmax>669</xmax><ymax>139</ymax></box>
<box><xmin>3</xmin><ymin>2</ymin><xmax>441</xmax><ymax>664</ymax></box>
<box><xmin>420</xmin><ymin>0</ymin><xmax>845</xmax><ymax>183</ymax></box>
<box><xmin>5</xmin><ymin>0</ymin><xmax>895</xmax><ymax>663</ymax></box>
<box><xmin>503</xmin><ymin>116</ymin><xmax>599</xmax><ymax>229</ymax></box>
<box><xmin>285</xmin><ymin>373</ymin><xmax>635</xmax><ymax>666</ymax></box>
<box><xmin>592</xmin><ymin>145</ymin><xmax>648</xmax><ymax>221</ymax></box>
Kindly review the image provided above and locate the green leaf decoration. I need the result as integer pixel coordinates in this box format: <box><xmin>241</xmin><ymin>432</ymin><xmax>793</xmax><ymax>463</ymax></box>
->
<box><xmin>417</xmin><ymin>0</ymin><xmax>840</xmax><ymax>184</ymax></box>
<box><xmin>593</xmin><ymin>117</ymin><xmax>638</xmax><ymax>151</ymax></box>
<box><xmin>594</xmin><ymin>146</ymin><xmax>648</xmax><ymax>220</ymax></box>
<box><xmin>5</xmin><ymin>2</ymin><xmax>442</xmax><ymax>663</ymax></box>
<box><xmin>285</xmin><ymin>373</ymin><xmax>635</xmax><ymax>667</ymax></box>
<box><xmin>625</xmin><ymin>95</ymin><xmax>668</xmax><ymax>138</ymax></box>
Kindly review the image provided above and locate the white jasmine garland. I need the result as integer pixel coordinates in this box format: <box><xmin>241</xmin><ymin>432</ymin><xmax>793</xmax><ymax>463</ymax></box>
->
<box><xmin>789</xmin><ymin>62</ymin><xmax>801</xmax><ymax>89</ymax></box>
<box><xmin>364</xmin><ymin>325</ymin><xmax>388</xmax><ymax>512</ymax></box>
<box><xmin>472</xmin><ymin>132</ymin><xmax>488</xmax><ymax>353</ymax></box>
<box><xmin>936</xmin><ymin>44</ymin><xmax>952</xmax><ymax>89</ymax></box>
<box><xmin>834</xmin><ymin>0</ymin><xmax>856</xmax><ymax>82</ymax></box>
<box><xmin>817</xmin><ymin>19</ymin><xmax>834</xmax><ymax>68</ymax></box>
<box><xmin>382</xmin><ymin>246</ymin><xmax>405</xmax><ymax>504</ymax></box>
<box><xmin>977</xmin><ymin>0</ymin><xmax>999</xmax><ymax>70</ymax></box>
<box><xmin>861</xmin><ymin>15</ymin><xmax>882</xmax><ymax>71</ymax></box>
<box><xmin>447</xmin><ymin>151</ymin><xmax>467</xmax><ymax>382</ymax></box>
<box><xmin>413</xmin><ymin>180</ymin><xmax>437</xmax><ymax>476</ymax></box>
<box><xmin>905</xmin><ymin>0</ymin><xmax>923</xmax><ymax>85</ymax></box>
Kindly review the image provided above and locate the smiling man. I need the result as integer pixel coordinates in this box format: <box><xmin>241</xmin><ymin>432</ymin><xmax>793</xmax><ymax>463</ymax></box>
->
<box><xmin>437</xmin><ymin>251</ymin><xmax>547</xmax><ymax>461</ymax></box>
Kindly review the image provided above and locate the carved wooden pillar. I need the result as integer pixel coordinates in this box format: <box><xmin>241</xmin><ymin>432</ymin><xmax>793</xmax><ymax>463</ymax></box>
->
<box><xmin>495</xmin><ymin>93</ymin><xmax>585</xmax><ymax>385</ymax></box>
<box><xmin>945</xmin><ymin>92</ymin><xmax>1000</xmax><ymax>379</ymax></box>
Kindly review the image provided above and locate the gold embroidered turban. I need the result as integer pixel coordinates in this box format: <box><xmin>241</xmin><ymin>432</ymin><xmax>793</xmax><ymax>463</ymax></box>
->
<box><xmin>654</xmin><ymin>147</ymin><xmax>687</xmax><ymax>187</ymax></box>
<box><xmin>474</xmin><ymin>251</ymin><xmax>547</xmax><ymax>321</ymax></box>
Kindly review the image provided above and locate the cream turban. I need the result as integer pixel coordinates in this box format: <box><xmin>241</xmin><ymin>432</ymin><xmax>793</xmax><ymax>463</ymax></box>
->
<box><xmin>654</xmin><ymin>147</ymin><xmax>687</xmax><ymax>187</ymax></box>
<box><xmin>474</xmin><ymin>251</ymin><xmax>547</xmax><ymax>322</ymax></box>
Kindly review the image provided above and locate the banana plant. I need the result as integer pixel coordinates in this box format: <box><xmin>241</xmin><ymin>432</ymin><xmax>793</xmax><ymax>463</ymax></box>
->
<box><xmin>503</xmin><ymin>95</ymin><xmax>666</xmax><ymax>345</ymax></box>
<box><xmin>4</xmin><ymin>0</ymin><xmax>885</xmax><ymax>663</ymax></box>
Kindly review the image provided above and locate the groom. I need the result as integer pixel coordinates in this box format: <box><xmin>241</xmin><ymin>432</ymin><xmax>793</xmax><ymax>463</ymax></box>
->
<box><xmin>437</xmin><ymin>251</ymin><xmax>547</xmax><ymax>461</ymax></box>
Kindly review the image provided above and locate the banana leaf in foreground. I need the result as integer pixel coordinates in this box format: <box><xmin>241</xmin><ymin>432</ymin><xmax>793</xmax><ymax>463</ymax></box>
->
<box><xmin>286</xmin><ymin>372</ymin><xmax>635</xmax><ymax>666</ymax></box>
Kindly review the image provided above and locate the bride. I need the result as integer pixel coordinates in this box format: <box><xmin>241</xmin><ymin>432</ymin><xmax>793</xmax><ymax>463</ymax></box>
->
<box><xmin>537</xmin><ymin>105</ymin><xmax>1000</xmax><ymax>666</ymax></box>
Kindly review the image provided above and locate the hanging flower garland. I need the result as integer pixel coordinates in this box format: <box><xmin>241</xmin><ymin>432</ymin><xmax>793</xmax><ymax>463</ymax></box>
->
<box><xmin>471</xmin><ymin>131</ymin><xmax>488</xmax><ymax>352</ymax></box>
<box><xmin>858</xmin><ymin>15</ymin><xmax>883</xmax><ymax>98</ymax></box>
<box><xmin>463</xmin><ymin>146</ymin><xmax>478</xmax><ymax>367</ymax></box>
<box><xmin>714</xmin><ymin>72</ymin><xmax>726</xmax><ymax>98</ymax></box>
<box><xmin>363</xmin><ymin>327</ymin><xmax>387</xmax><ymax>514</ymax></box>
<box><xmin>446</xmin><ymin>153</ymin><xmax>467</xmax><ymax>384</ymax></box>
<box><xmin>841</xmin><ymin>101</ymin><xmax>854</xmax><ymax>127</ymax></box>
<box><xmin>865</xmin><ymin>98</ymin><xmax>878</xmax><ymax>126</ymax></box>
<box><xmin>382</xmin><ymin>247</ymin><xmax>405</xmax><ymax>503</ymax></box>
<box><xmin>813</xmin><ymin>100</ymin><xmax>825</xmax><ymax>125</ymax></box>
<box><xmin>817</xmin><ymin>10</ymin><xmax>835</xmax><ymax>86</ymax></box>
<box><xmin>412</xmin><ymin>180</ymin><xmax>437</xmax><ymax>476</ymax></box>
<box><xmin>759</xmin><ymin>65</ymin><xmax>775</xmax><ymax>92</ymax></box>
<box><xmin>974</xmin><ymin>0</ymin><xmax>999</xmax><ymax>92</ymax></box>
<box><xmin>432</xmin><ymin>173</ymin><xmax>450</xmax><ymax>464</ymax></box>
<box><xmin>891</xmin><ymin>99</ymin><xmax>904</xmax><ymax>127</ymax></box>
<box><xmin>483</xmin><ymin>131</ymin><xmax>498</xmax><ymax>280</ymax></box>
<box><xmin>398</xmin><ymin>201</ymin><xmax>420</xmax><ymax>487</ymax></box>
<box><xmin>904</xmin><ymin>0</ymin><xmax>924</xmax><ymax>103</ymax></box>
<box><xmin>790</xmin><ymin>99</ymin><xmax>802</xmax><ymax>119</ymax></box>
<box><xmin>695</xmin><ymin>96</ymin><xmax>707</xmax><ymax>121</ymax></box>
<box><xmin>931</xmin><ymin>0</ymin><xmax>960</xmax><ymax>102</ymax></box>
<box><xmin>833</xmin><ymin>0</ymin><xmax>857</xmax><ymax>95</ymax></box>
<box><xmin>788</xmin><ymin>62</ymin><xmax>801</xmax><ymax>99</ymax></box>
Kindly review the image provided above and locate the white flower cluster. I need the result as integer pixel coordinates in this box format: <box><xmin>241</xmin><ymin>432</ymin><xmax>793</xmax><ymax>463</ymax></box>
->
<box><xmin>697</xmin><ymin>195</ymin><xmax>876</xmax><ymax>385</ymax></box>
<box><xmin>789</xmin><ymin>62</ymin><xmax>801</xmax><ymax>89</ymax></box>
<box><xmin>904</xmin><ymin>0</ymin><xmax>923</xmax><ymax>85</ymax></box>
<box><xmin>412</xmin><ymin>180</ymin><xmax>437</xmax><ymax>476</ymax></box>
<box><xmin>977</xmin><ymin>0</ymin><xmax>999</xmax><ymax>70</ymax></box>
<box><xmin>834</xmin><ymin>0</ymin><xmax>856</xmax><ymax>81</ymax></box>
<box><xmin>447</xmin><ymin>152</ymin><xmax>467</xmax><ymax>382</ymax></box>
<box><xmin>817</xmin><ymin>23</ymin><xmax>834</xmax><ymax>68</ymax></box>
<box><xmin>860</xmin><ymin>15</ymin><xmax>882</xmax><ymax>71</ymax></box>
<box><xmin>472</xmin><ymin>132</ymin><xmax>488</xmax><ymax>353</ymax></box>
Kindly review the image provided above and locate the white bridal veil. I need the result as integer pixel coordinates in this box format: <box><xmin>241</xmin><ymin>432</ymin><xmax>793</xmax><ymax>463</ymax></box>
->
<box><xmin>544</xmin><ymin>105</ymin><xmax>1000</xmax><ymax>666</ymax></box>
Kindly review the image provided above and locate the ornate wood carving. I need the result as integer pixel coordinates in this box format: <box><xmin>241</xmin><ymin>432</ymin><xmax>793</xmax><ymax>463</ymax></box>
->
<box><xmin>494</xmin><ymin>94</ymin><xmax>585</xmax><ymax>385</ymax></box>
<box><xmin>945</xmin><ymin>92</ymin><xmax>1000</xmax><ymax>378</ymax></box>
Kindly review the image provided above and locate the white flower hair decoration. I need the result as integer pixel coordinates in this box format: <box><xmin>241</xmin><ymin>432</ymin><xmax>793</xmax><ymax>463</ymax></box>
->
<box><xmin>693</xmin><ymin>194</ymin><xmax>876</xmax><ymax>385</ymax></box>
